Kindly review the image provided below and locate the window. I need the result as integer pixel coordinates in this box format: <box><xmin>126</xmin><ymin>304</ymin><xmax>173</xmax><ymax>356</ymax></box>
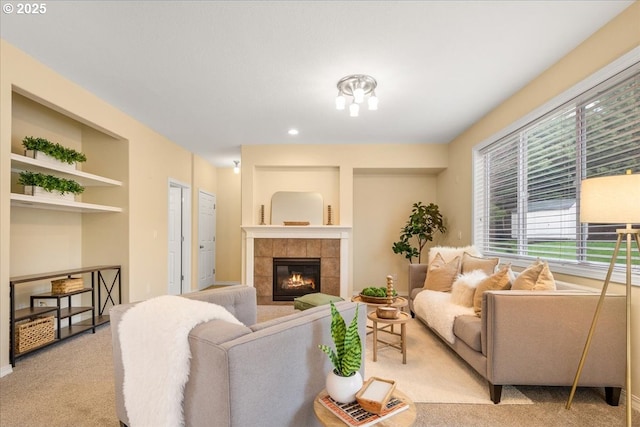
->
<box><xmin>474</xmin><ymin>61</ymin><xmax>640</xmax><ymax>281</ymax></box>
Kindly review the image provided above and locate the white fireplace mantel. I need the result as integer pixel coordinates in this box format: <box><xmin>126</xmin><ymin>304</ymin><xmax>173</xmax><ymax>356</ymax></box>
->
<box><xmin>242</xmin><ymin>225</ymin><xmax>352</xmax><ymax>298</ymax></box>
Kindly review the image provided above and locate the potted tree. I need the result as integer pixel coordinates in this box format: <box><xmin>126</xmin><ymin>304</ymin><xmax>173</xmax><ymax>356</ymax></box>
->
<box><xmin>392</xmin><ymin>201</ymin><xmax>447</xmax><ymax>264</ymax></box>
<box><xmin>318</xmin><ymin>301</ymin><xmax>362</xmax><ymax>403</ymax></box>
<box><xmin>22</xmin><ymin>136</ymin><xmax>87</xmax><ymax>169</ymax></box>
<box><xmin>18</xmin><ymin>171</ymin><xmax>85</xmax><ymax>201</ymax></box>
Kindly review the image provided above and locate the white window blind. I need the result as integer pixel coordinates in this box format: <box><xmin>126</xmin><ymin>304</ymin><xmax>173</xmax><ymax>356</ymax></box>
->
<box><xmin>474</xmin><ymin>63</ymin><xmax>640</xmax><ymax>278</ymax></box>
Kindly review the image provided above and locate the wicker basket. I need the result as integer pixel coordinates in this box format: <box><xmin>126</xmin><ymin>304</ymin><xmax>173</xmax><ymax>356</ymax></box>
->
<box><xmin>51</xmin><ymin>277</ymin><xmax>84</xmax><ymax>294</ymax></box>
<box><xmin>15</xmin><ymin>316</ymin><xmax>55</xmax><ymax>353</ymax></box>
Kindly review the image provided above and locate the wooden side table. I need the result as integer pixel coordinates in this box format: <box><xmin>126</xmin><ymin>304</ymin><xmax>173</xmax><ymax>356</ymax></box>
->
<box><xmin>313</xmin><ymin>387</ymin><xmax>416</xmax><ymax>427</ymax></box>
<box><xmin>367</xmin><ymin>311</ymin><xmax>411</xmax><ymax>364</ymax></box>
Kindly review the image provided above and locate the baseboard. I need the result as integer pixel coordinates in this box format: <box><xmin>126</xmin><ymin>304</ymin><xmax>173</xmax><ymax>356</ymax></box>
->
<box><xmin>213</xmin><ymin>281</ymin><xmax>241</xmax><ymax>286</ymax></box>
<box><xmin>0</xmin><ymin>364</ymin><xmax>13</xmax><ymax>378</ymax></box>
<box><xmin>621</xmin><ymin>389</ymin><xmax>640</xmax><ymax>413</ymax></box>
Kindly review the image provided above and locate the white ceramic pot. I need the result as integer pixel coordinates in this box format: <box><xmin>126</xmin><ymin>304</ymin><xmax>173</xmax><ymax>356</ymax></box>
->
<box><xmin>326</xmin><ymin>369</ymin><xmax>363</xmax><ymax>403</ymax></box>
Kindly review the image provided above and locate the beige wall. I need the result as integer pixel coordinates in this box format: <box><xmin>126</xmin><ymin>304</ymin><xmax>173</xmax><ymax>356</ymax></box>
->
<box><xmin>0</xmin><ymin>39</ymin><xmax>217</xmax><ymax>373</ymax></box>
<box><xmin>240</xmin><ymin>144</ymin><xmax>449</xmax><ymax>295</ymax></box>
<box><xmin>353</xmin><ymin>171</ymin><xmax>440</xmax><ymax>294</ymax></box>
<box><xmin>438</xmin><ymin>2</ymin><xmax>640</xmax><ymax>406</ymax></box>
<box><xmin>215</xmin><ymin>167</ymin><xmax>242</xmax><ymax>283</ymax></box>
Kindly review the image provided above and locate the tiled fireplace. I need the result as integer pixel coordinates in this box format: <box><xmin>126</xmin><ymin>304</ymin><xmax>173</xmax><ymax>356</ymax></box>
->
<box><xmin>242</xmin><ymin>226</ymin><xmax>351</xmax><ymax>300</ymax></box>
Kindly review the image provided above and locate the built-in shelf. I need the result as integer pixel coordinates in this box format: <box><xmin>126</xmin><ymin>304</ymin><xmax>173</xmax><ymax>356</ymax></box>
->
<box><xmin>10</xmin><ymin>193</ymin><xmax>122</xmax><ymax>213</ymax></box>
<box><xmin>10</xmin><ymin>153</ymin><xmax>122</xmax><ymax>186</ymax></box>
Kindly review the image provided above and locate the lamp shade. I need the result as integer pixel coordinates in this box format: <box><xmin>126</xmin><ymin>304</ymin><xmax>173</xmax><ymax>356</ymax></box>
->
<box><xmin>580</xmin><ymin>173</ymin><xmax>640</xmax><ymax>224</ymax></box>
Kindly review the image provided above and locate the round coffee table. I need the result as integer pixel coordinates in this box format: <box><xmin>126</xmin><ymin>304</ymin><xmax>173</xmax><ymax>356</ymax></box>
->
<box><xmin>367</xmin><ymin>311</ymin><xmax>411</xmax><ymax>364</ymax></box>
<box><xmin>313</xmin><ymin>387</ymin><xmax>416</xmax><ymax>427</ymax></box>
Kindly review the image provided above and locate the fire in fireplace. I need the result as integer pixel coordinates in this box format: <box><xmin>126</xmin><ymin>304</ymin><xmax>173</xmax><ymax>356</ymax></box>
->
<box><xmin>273</xmin><ymin>258</ymin><xmax>321</xmax><ymax>301</ymax></box>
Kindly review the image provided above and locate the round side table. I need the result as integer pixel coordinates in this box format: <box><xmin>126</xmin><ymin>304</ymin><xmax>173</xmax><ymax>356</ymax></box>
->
<box><xmin>313</xmin><ymin>387</ymin><xmax>416</xmax><ymax>427</ymax></box>
<box><xmin>367</xmin><ymin>311</ymin><xmax>411</xmax><ymax>364</ymax></box>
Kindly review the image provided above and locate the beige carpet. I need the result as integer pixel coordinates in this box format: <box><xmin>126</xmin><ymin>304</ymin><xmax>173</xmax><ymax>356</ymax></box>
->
<box><xmin>0</xmin><ymin>304</ymin><xmax>636</xmax><ymax>427</ymax></box>
<box><xmin>364</xmin><ymin>318</ymin><xmax>531</xmax><ymax>404</ymax></box>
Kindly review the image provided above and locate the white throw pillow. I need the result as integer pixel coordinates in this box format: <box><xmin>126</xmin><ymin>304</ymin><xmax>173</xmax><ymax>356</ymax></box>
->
<box><xmin>450</xmin><ymin>270</ymin><xmax>487</xmax><ymax>307</ymax></box>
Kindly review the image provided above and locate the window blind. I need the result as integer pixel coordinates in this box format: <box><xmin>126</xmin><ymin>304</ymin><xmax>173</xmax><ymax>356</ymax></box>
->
<box><xmin>474</xmin><ymin>63</ymin><xmax>640</xmax><ymax>277</ymax></box>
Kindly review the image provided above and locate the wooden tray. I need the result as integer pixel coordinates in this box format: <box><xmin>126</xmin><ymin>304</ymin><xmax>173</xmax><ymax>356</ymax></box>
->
<box><xmin>358</xmin><ymin>294</ymin><xmax>397</xmax><ymax>304</ymax></box>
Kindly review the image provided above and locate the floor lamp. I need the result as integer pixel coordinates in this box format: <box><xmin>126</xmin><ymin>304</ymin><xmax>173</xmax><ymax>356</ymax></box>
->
<box><xmin>566</xmin><ymin>171</ymin><xmax>640</xmax><ymax>427</ymax></box>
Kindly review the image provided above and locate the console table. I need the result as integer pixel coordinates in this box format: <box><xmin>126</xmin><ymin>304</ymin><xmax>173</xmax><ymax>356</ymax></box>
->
<box><xmin>9</xmin><ymin>265</ymin><xmax>121</xmax><ymax>366</ymax></box>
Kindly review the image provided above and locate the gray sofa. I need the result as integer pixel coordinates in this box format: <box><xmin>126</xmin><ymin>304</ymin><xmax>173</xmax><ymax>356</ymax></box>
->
<box><xmin>110</xmin><ymin>285</ymin><xmax>366</xmax><ymax>427</ymax></box>
<box><xmin>408</xmin><ymin>264</ymin><xmax>626</xmax><ymax>404</ymax></box>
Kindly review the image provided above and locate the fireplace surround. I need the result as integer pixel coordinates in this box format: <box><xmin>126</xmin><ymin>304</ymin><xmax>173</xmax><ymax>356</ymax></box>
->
<box><xmin>242</xmin><ymin>226</ymin><xmax>351</xmax><ymax>300</ymax></box>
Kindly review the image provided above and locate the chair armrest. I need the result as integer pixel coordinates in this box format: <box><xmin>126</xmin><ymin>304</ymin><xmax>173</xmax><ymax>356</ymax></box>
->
<box><xmin>183</xmin><ymin>285</ymin><xmax>257</xmax><ymax>326</ymax></box>
<box><xmin>483</xmin><ymin>291</ymin><xmax>625</xmax><ymax>387</ymax></box>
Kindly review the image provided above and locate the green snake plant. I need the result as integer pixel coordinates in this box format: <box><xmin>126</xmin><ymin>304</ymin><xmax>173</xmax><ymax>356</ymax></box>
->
<box><xmin>318</xmin><ymin>301</ymin><xmax>361</xmax><ymax>377</ymax></box>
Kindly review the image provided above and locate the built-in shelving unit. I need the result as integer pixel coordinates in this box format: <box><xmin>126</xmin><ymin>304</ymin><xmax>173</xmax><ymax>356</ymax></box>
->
<box><xmin>9</xmin><ymin>153</ymin><xmax>123</xmax><ymax>213</ymax></box>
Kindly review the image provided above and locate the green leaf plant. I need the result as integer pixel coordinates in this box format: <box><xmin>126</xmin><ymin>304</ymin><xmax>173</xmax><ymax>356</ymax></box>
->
<box><xmin>18</xmin><ymin>171</ymin><xmax>85</xmax><ymax>195</ymax></box>
<box><xmin>392</xmin><ymin>201</ymin><xmax>447</xmax><ymax>264</ymax></box>
<box><xmin>318</xmin><ymin>301</ymin><xmax>361</xmax><ymax>377</ymax></box>
<box><xmin>22</xmin><ymin>136</ymin><xmax>87</xmax><ymax>165</ymax></box>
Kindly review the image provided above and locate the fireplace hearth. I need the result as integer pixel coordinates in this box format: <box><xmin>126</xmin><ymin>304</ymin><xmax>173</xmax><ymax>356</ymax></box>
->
<box><xmin>273</xmin><ymin>258</ymin><xmax>320</xmax><ymax>301</ymax></box>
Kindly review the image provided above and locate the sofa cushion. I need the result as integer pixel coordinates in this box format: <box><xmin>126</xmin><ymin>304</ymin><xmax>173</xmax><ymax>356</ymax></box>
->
<box><xmin>450</xmin><ymin>270</ymin><xmax>487</xmax><ymax>307</ymax></box>
<box><xmin>453</xmin><ymin>315</ymin><xmax>482</xmax><ymax>352</ymax></box>
<box><xmin>428</xmin><ymin>245</ymin><xmax>479</xmax><ymax>266</ymax></box>
<box><xmin>473</xmin><ymin>264</ymin><xmax>513</xmax><ymax>316</ymax></box>
<box><xmin>423</xmin><ymin>253</ymin><xmax>461</xmax><ymax>292</ymax></box>
<box><xmin>512</xmin><ymin>260</ymin><xmax>556</xmax><ymax>291</ymax></box>
<box><xmin>461</xmin><ymin>252</ymin><xmax>499</xmax><ymax>275</ymax></box>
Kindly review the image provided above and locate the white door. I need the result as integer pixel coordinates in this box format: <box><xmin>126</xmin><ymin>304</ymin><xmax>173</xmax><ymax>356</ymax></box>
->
<box><xmin>168</xmin><ymin>186</ymin><xmax>183</xmax><ymax>295</ymax></box>
<box><xmin>198</xmin><ymin>191</ymin><xmax>216</xmax><ymax>289</ymax></box>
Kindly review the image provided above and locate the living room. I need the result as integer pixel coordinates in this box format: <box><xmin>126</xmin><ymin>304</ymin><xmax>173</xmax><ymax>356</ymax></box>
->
<box><xmin>1</xmin><ymin>1</ymin><xmax>639</xmax><ymax>425</ymax></box>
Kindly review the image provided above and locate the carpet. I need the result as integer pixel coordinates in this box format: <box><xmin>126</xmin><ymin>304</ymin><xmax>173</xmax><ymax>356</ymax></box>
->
<box><xmin>364</xmin><ymin>317</ymin><xmax>533</xmax><ymax>405</ymax></box>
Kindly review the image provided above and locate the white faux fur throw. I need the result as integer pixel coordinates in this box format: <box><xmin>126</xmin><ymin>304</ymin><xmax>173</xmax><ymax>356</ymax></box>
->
<box><xmin>119</xmin><ymin>295</ymin><xmax>243</xmax><ymax>427</ymax></box>
<box><xmin>413</xmin><ymin>290</ymin><xmax>474</xmax><ymax>344</ymax></box>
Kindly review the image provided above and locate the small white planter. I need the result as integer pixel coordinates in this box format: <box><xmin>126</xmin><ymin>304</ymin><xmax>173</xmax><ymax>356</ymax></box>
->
<box><xmin>24</xmin><ymin>185</ymin><xmax>75</xmax><ymax>202</ymax></box>
<box><xmin>326</xmin><ymin>370</ymin><xmax>363</xmax><ymax>403</ymax></box>
<box><xmin>25</xmin><ymin>150</ymin><xmax>76</xmax><ymax>170</ymax></box>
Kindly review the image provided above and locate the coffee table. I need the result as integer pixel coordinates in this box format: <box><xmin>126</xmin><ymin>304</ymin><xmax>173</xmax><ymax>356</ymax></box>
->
<box><xmin>313</xmin><ymin>387</ymin><xmax>416</xmax><ymax>426</ymax></box>
<box><xmin>367</xmin><ymin>311</ymin><xmax>411</xmax><ymax>364</ymax></box>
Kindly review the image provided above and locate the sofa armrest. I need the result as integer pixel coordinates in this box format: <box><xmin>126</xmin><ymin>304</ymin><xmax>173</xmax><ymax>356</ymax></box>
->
<box><xmin>109</xmin><ymin>285</ymin><xmax>257</xmax><ymax>426</ymax></box>
<box><xmin>483</xmin><ymin>290</ymin><xmax>625</xmax><ymax>387</ymax></box>
<box><xmin>408</xmin><ymin>264</ymin><xmax>427</xmax><ymax>312</ymax></box>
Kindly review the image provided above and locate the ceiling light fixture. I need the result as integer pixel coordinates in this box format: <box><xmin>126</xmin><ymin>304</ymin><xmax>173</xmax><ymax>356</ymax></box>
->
<box><xmin>288</xmin><ymin>129</ymin><xmax>299</xmax><ymax>135</ymax></box>
<box><xmin>336</xmin><ymin>74</ymin><xmax>378</xmax><ymax>117</ymax></box>
<box><xmin>233</xmin><ymin>160</ymin><xmax>240</xmax><ymax>174</ymax></box>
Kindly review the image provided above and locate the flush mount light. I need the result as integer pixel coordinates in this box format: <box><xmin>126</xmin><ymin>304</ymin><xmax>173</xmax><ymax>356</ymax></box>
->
<box><xmin>335</xmin><ymin>74</ymin><xmax>378</xmax><ymax>117</ymax></box>
<box><xmin>288</xmin><ymin>129</ymin><xmax>299</xmax><ymax>135</ymax></box>
<box><xmin>233</xmin><ymin>160</ymin><xmax>240</xmax><ymax>174</ymax></box>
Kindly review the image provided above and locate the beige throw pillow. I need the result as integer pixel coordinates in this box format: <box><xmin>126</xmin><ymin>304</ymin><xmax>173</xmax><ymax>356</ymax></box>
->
<box><xmin>461</xmin><ymin>252</ymin><xmax>499</xmax><ymax>275</ymax></box>
<box><xmin>423</xmin><ymin>253</ymin><xmax>461</xmax><ymax>292</ymax></box>
<box><xmin>512</xmin><ymin>260</ymin><xmax>556</xmax><ymax>291</ymax></box>
<box><xmin>473</xmin><ymin>265</ymin><xmax>513</xmax><ymax>316</ymax></box>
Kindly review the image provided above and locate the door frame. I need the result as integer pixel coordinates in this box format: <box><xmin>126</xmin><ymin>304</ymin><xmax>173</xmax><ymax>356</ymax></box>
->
<box><xmin>168</xmin><ymin>179</ymin><xmax>192</xmax><ymax>294</ymax></box>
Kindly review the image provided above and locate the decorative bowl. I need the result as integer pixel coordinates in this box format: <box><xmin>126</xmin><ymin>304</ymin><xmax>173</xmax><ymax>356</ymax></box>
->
<box><xmin>376</xmin><ymin>306</ymin><xmax>399</xmax><ymax>319</ymax></box>
<box><xmin>358</xmin><ymin>293</ymin><xmax>397</xmax><ymax>304</ymax></box>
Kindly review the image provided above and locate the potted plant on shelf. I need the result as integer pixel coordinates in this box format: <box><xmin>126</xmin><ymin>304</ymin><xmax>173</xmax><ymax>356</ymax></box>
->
<box><xmin>392</xmin><ymin>201</ymin><xmax>447</xmax><ymax>264</ymax></box>
<box><xmin>18</xmin><ymin>171</ymin><xmax>85</xmax><ymax>200</ymax></box>
<box><xmin>22</xmin><ymin>136</ymin><xmax>87</xmax><ymax>167</ymax></box>
<box><xmin>318</xmin><ymin>301</ymin><xmax>362</xmax><ymax>403</ymax></box>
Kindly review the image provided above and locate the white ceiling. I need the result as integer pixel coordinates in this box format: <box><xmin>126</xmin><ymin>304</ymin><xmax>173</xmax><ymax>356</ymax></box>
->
<box><xmin>1</xmin><ymin>1</ymin><xmax>633</xmax><ymax>167</ymax></box>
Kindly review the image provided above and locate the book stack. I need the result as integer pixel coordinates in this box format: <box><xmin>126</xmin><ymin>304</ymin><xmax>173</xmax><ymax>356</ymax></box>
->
<box><xmin>319</xmin><ymin>394</ymin><xmax>409</xmax><ymax>427</ymax></box>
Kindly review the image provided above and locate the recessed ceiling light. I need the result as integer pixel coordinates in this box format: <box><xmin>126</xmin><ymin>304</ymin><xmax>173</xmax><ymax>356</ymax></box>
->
<box><xmin>288</xmin><ymin>129</ymin><xmax>299</xmax><ymax>135</ymax></box>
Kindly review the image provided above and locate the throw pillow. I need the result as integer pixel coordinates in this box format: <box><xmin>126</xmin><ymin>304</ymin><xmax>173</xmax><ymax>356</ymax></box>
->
<box><xmin>451</xmin><ymin>270</ymin><xmax>487</xmax><ymax>307</ymax></box>
<box><xmin>512</xmin><ymin>259</ymin><xmax>556</xmax><ymax>291</ymax></box>
<box><xmin>461</xmin><ymin>252</ymin><xmax>499</xmax><ymax>275</ymax></box>
<box><xmin>423</xmin><ymin>253</ymin><xmax>461</xmax><ymax>292</ymax></box>
<box><xmin>473</xmin><ymin>264</ymin><xmax>513</xmax><ymax>316</ymax></box>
